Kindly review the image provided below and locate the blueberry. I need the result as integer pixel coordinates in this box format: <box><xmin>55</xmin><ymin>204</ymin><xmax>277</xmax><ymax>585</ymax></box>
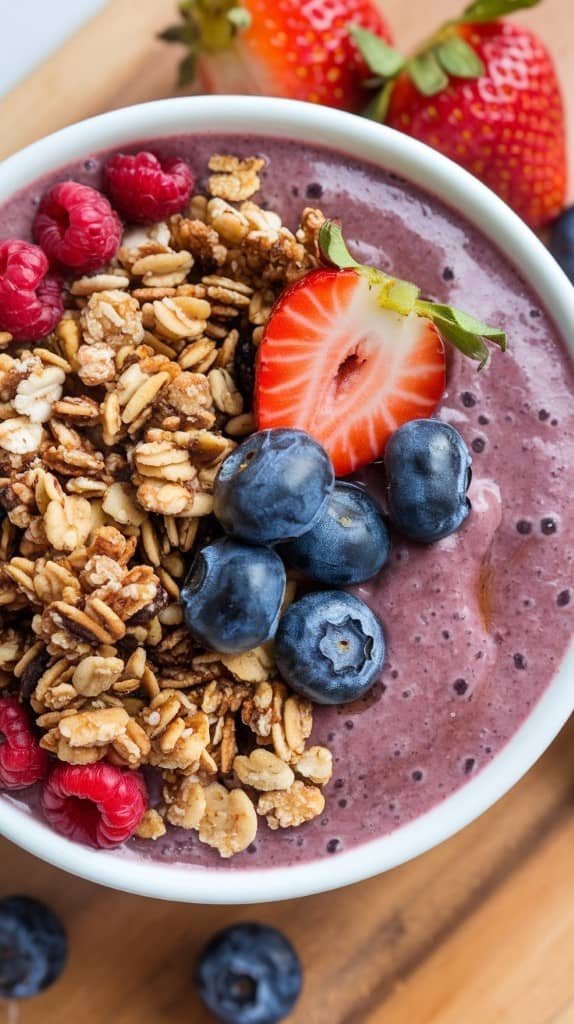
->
<box><xmin>214</xmin><ymin>429</ymin><xmax>334</xmax><ymax>545</ymax></box>
<box><xmin>0</xmin><ymin>896</ymin><xmax>67</xmax><ymax>999</ymax></box>
<box><xmin>550</xmin><ymin>206</ymin><xmax>574</xmax><ymax>282</ymax></box>
<box><xmin>384</xmin><ymin>419</ymin><xmax>471</xmax><ymax>543</ymax></box>
<box><xmin>196</xmin><ymin>923</ymin><xmax>302</xmax><ymax>1024</ymax></box>
<box><xmin>275</xmin><ymin>591</ymin><xmax>385</xmax><ymax>705</ymax></box>
<box><xmin>279</xmin><ymin>482</ymin><xmax>390</xmax><ymax>585</ymax></box>
<box><xmin>181</xmin><ymin>539</ymin><xmax>285</xmax><ymax>653</ymax></box>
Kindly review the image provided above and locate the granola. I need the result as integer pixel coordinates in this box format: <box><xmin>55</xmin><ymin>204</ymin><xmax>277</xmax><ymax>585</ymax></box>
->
<box><xmin>0</xmin><ymin>152</ymin><xmax>332</xmax><ymax>859</ymax></box>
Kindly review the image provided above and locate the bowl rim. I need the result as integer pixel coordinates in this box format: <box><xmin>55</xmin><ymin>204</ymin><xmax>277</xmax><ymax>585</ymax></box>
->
<box><xmin>0</xmin><ymin>94</ymin><xmax>572</xmax><ymax>904</ymax></box>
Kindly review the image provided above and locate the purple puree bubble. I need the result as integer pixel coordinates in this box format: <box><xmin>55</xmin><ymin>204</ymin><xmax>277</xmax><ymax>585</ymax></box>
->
<box><xmin>1</xmin><ymin>134</ymin><xmax>572</xmax><ymax>870</ymax></box>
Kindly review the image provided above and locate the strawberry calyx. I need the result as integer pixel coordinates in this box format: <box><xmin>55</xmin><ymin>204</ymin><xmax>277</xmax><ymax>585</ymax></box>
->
<box><xmin>319</xmin><ymin>221</ymin><xmax>506</xmax><ymax>369</ymax></box>
<box><xmin>159</xmin><ymin>0</ymin><xmax>251</xmax><ymax>86</ymax></box>
<box><xmin>354</xmin><ymin>0</ymin><xmax>542</xmax><ymax>114</ymax></box>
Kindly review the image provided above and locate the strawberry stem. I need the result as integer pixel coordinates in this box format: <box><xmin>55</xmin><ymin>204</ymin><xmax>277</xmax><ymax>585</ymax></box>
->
<box><xmin>318</xmin><ymin>221</ymin><xmax>507</xmax><ymax>369</ymax></box>
<box><xmin>158</xmin><ymin>0</ymin><xmax>250</xmax><ymax>85</ymax></box>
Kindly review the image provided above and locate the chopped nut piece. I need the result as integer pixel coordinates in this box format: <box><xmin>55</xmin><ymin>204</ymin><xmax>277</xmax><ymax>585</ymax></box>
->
<box><xmin>257</xmin><ymin>781</ymin><xmax>325</xmax><ymax>829</ymax></box>
<box><xmin>81</xmin><ymin>290</ymin><xmax>144</xmax><ymax>348</ymax></box>
<box><xmin>295</xmin><ymin>746</ymin><xmax>333</xmax><ymax>786</ymax></box>
<box><xmin>72</xmin><ymin>656</ymin><xmax>124</xmax><ymax>697</ymax></box>
<box><xmin>44</xmin><ymin>496</ymin><xmax>92</xmax><ymax>552</ymax></box>
<box><xmin>234</xmin><ymin>749</ymin><xmax>295</xmax><ymax>791</ymax></box>
<box><xmin>135</xmin><ymin>809</ymin><xmax>167</xmax><ymax>841</ymax></box>
<box><xmin>77</xmin><ymin>343</ymin><xmax>116</xmax><ymax>386</ymax></box>
<box><xmin>199</xmin><ymin>783</ymin><xmax>257</xmax><ymax>857</ymax></box>
<box><xmin>163</xmin><ymin>776</ymin><xmax>207</xmax><ymax>829</ymax></box>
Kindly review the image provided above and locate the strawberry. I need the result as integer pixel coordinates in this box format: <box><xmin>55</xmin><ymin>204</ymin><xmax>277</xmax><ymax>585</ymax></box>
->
<box><xmin>256</xmin><ymin>223</ymin><xmax>505</xmax><ymax>476</ymax></box>
<box><xmin>159</xmin><ymin>0</ymin><xmax>393</xmax><ymax>113</ymax></box>
<box><xmin>356</xmin><ymin>0</ymin><xmax>566</xmax><ymax>229</ymax></box>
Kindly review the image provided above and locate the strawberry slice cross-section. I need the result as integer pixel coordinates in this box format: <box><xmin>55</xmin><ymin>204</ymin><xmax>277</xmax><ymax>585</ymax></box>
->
<box><xmin>256</xmin><ymin>267</ymin><xmax>446</xmax><ymax>477</ymax></box>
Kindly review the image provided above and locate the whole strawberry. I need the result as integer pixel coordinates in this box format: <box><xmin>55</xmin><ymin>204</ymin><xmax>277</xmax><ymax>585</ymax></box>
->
<box><xmin>160</xmin><ymin>0</ymin><xmax>393</xmax><ymax>113</ymax></box>
<box><xmin>357</xmin><ymin>0</ymin><xmax>566</xmax><ymax>229</ymax></box>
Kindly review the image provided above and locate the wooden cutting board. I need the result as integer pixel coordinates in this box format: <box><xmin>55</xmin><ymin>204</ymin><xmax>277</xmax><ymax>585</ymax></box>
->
<box><xmin>0</xmin><ymin>2</ymin><xmax>573</xmax><ymax>1021</ymax></box>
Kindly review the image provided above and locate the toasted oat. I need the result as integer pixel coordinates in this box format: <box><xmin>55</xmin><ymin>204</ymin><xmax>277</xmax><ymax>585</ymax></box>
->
<box><xmin>208</xmin><ymin>155</ymin><xmax>265</xmax><ymax>202</ymax></box>
<box><xmin>71</xmin><ymin>272</ymin><xmax>130</xmax><ymax>297</ymax></box>
<box><xmin>234</xmin><ymin>749</ymin><xmax>295</xmax><ymax>792</ymax></box>
<box><xmin>13</xmin><ymin>364</ymin><xmax>65</xmax><ymax>423</ymax></box>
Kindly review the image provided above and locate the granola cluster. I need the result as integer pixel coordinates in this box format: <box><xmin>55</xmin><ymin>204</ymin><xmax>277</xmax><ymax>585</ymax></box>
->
<box><xmin>0</xmin><ymin>155</ymin><xmax>332</xmax><ymax>858</ymax></box>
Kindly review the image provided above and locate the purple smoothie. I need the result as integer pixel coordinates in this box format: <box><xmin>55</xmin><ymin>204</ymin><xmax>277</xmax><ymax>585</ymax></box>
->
<box><xmin>1</xmin><ymin>134</ymin><xmax>572</xmax><ymax>870</ymax></box>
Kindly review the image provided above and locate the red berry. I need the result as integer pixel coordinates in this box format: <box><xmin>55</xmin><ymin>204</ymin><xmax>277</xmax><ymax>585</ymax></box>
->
<box><xmin>0</xmin><ymin>240</ymin><xmax>63</xmax><ymax>342</ymax></box>
<box><xmin>33</xmin><ymin>181</ymin><xmax>122</xmax><ymax>273</ymax></box>
<box><xmin>41</xmin><ymin>763</ymin><xmax>148</xmax><ymax>849</ymax></box>
<box><xmin>387</xmin><ymin>22</ymin><xmax>566</xmax><ymax>229</ymax></box>
<box><xmin>105</xmin><ymin>151</ymin><xmax>195</xmax><ymax>224</ymax></box>
<box><xmin>256</xmin><ymin>267</ymin><xmax>446</xmax><ymax>476</ymax></box>
<box><xmin>0</xmin><ymin>696</ymin><xmax>50</xmax><ymax>790</ymax></box>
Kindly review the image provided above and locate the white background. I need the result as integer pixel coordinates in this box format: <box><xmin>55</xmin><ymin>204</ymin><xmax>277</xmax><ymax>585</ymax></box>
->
<box><xmin>0</xmin><ymin>0</ymin><xmax>107</xmax><ymax>97</ymax></box>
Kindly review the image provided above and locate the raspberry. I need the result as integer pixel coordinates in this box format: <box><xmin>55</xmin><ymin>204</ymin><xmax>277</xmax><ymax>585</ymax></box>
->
<box><xmin>41</xmin><ymin>763</ymin><xmax>148</xmax><ymax>849</ymax></box>
<box><xmin>105</xmin><ymin>151</ymin><xmax>194</xmax><ymax>224</ymax></box>
<box><xmin>0</xmin><ymin>240</ymin><xmax>63</xmax><ymax>342</ymax></box>
<box><xmin>0</xmin><ymin>696</ymin><xmax>50</xmax><ymax>790</ymax></box>
<box><xmin>33</xmin><ymin>181</ymin><xmax>122</xmax><ymax>273</ymax></box>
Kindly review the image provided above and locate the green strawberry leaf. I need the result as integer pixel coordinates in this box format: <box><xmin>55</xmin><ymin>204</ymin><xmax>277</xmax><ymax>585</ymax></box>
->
<box><xmin>460</xmin><ymin>0</ymin><xmax>541</xmax><ymax>23</ymax></box>
<box><xmin>318</xmin><ymin>222</ymin><xmax>362</xmax><ymax>269</ymax></box>
<box><xmin>158</xmin><ymin>24</ymin><xmax>186</xmax><ymax>42</ymax></box>
<box><xmin>435</xmin><ymin>36</ymin><xmax>485</xmax><ymax>78</ymax></box>
<box><xmin>349</xmin><ymin>25</ymin><xmax>405</xmax><ymax>78</ymax></box>
<box><xmin>407</xmin><ymin>51</ymin><xmax>449</xmax><ymax>97</ymax></box>
<box><xmin>362</xmin><ymin>80</ymin><xmax>395</xmax><ymax>121</ymax></box>
<box><xmin>416</xmin><ymin>301</ymin><xmax>507</xmax><ymax>368</ymax></box>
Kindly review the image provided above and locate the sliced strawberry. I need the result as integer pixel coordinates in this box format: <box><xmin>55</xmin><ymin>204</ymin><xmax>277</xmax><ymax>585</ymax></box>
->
<box><xmin>256</xmin><ymin>268</ymin><xmax>446</xmax><ymax>477</ymax></box>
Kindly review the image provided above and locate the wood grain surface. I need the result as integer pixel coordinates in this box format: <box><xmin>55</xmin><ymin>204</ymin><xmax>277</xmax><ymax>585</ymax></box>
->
<box><xmin>0</xmin><ymin>2</ymin><xmax>573</xmax><ymax>1022</ymax></box>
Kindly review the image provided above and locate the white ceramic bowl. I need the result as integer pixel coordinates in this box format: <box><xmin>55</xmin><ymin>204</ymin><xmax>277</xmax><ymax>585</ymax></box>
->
<box><xmin>0</xmin><ymin>96</ymin><xmax>572</xmax><ymax>904</ymax></box>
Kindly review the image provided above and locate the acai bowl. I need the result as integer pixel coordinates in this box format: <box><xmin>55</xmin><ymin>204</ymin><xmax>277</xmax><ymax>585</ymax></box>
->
<box><xmin>0</xmin><ymin>96</ymin><xmax>572</xmax><ymax>904</ymax></box>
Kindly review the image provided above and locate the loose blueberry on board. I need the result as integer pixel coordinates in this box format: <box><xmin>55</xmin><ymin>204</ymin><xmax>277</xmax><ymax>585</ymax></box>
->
<box><xmin>181</xmin><ymin>538</ymin><xmax>286</xmax><ymax>653</ymax></box>
<box><xmin>550</xmin><ymin>206</ymin><xmax>574</xmax><ymax>282</ymax></box>
<box><xmin>275</xmin><ymin>591</ymin><xmax>385</xmax><ymax>705</ymax></box>
<box><xmin>213</xmin><ymin>429</ymin><xmax>334</xmax><ymax>545</ymax></box>
<box><xmin>196</xmin><ymin>923</ymin><xmax>302</xmax><ymax>1024</ymax></box>
<box><xmin>0</xmin><ymin>896</ymin><xmax>67</xmax><ymax>999</ymax></box>
<box><xmin>384</xmin><ymin>419</ymin><xmax>472</xmax><ymax>543</ymax></box>
<box><xmin>280</xmin><ymin>481</ymin><xmax>390</xmax><ymax>585</ymax></box>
